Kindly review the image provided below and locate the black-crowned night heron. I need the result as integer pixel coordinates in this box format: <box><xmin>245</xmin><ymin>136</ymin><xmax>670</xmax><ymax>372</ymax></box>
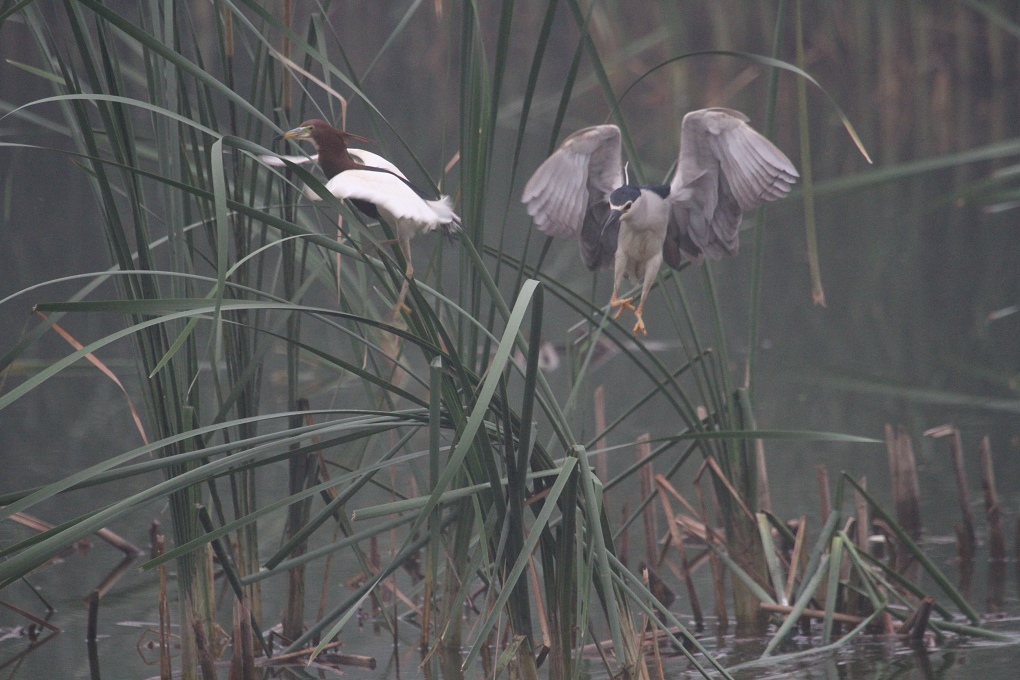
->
<box><xmin>522</xmin><ymin>108</ymin><xmax>798</xmax><ymax>335</ymax></box>
<box><xmin>263</xmin><ymin>119</ymin><xmax>460</xmax><ymax>316</ymax></box>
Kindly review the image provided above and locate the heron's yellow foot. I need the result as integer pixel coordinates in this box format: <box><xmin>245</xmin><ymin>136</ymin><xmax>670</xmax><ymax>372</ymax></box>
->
<box><xmin>631</xmin><ymin>313</ymin><xmax>647</xmax><ymax>336</ymax></box>
<box><xmin>609</xmin><ymin>295</ymin><xmax>635</xmax><ymax>320</ymax></box>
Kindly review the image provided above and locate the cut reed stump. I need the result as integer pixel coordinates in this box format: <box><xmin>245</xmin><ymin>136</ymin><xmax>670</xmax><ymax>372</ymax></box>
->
<box><xmin>896</xmin><ymin>595</ymin><xmax>935</xmax><ymax>642</ymax></box>
<box><xmin>87</xmin><ymin>589</ymin><xmax>101</xmax><ymax>680</ymax></box>
<box><xmin>924</xmin><ymin>425</ymin><xmax>976</xmax><ymax>561</ymax></box>
<box><xmin>978</xmin><ymin>436</ymin><xmax>1006</xmax><ymax>562</ymax></box>
<box><xmin>637</xmin><ymin>433</ymin><xmax>657</xmax><ymax>569</ymax></box>
<box><xmin>655</xmin><ymin>474</ymin><xmax>704</xmax><ymax>631</ymax></box>
<box><xmin>283</xmin><ymin>399</ymin><xmax>316</xmax><ymax>641</ymax></box>
<box><xmin>760</xmin><ymin>602</ymin><xmax>864</xmax><ymax>626</ymax></box>
<box><xmin>816</xmin><ymin>465</ymin><xmax>831</xmax><ymax>521</ymax></box>
<box><xmin>594</xmin><ymin>384</ymin><xmax>608</xmax><ymax>482</ymax></box>
<box><xmin>231</xmin><ymin>596</ymin><xmax>256</xmax><ymax>680</ymax></box>
<box><xmin>1015</xmin><ymin>516</ymin><xmax>1020</xmax><ymax>572</ymax></box>
<box><xmin>885</xmin><ymin>425</ymin><xmax>922</xmax><ymax>544</ymax></box>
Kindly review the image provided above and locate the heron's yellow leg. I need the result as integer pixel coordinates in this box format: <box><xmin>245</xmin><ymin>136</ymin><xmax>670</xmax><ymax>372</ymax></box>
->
<box><xmin>631</xmin><ymin>299</ymin><xmax>647</xmax><ymax>336</ymax></box>
<box><xmin>609</xmin><ymin>292</ymin><xmax>636</xmax><ymax>319</ymax></box>
<box><xmin>390</xmin><ymin>237</ymin><xmax>414</xmax><ymax>320</ymax></box>
<box><xmin>609</xmin><ymin>258</ymin><xmax>635</xmax><ymax>319</ymax></box>
<box><xmin>631</xmin><ymin>254</ymin><xmax>662</xmax><ymax>336</ymax></box>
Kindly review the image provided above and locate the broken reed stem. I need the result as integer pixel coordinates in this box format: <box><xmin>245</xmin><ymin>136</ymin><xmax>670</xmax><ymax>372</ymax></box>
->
<box><xmin>86</xmin><ymin>590</ymin><xmax>99</xmax><ymax>642</ymax></box>
<box><xmin>784</xmin><ymin>517</ymin><xmax>807</xmax><ymax>604</ymax></box>
<box><xmin>261</xmin><ymin>641</ymin><xmax>375</xmax><ymax>669</ymax></box>
<box><xmin>370</xmin><ymin>534</ymin><xmax>382</xmax><ymax>625</ymax></box>
<box><xmin>694</xmin><ymin>472</ymin><xmax>728</xmax><ymax>632</ymax></box>
<box><xmin>317</xmin><ymin>527</ymin><xmax>340</xmax><ymax>622</ymax></box>
<box><xmin>895</xmin><ymin>595</ymin><xmax>935</xmax><ymax>641</ymax></box>
<box><xmin>925</xmin><ymin>425</ymin><xmax>976</xmax><ymax>560</ymax></box>
<box><xmin>151</xmin><ymin>522</ymin><xmax>172</xmax><ymax>680</ymax></box>
<box><xmin>816</xmin><ymin>465</ymin><xmax>831</xmax><ymax>521</ymax></box>
<box><xmin>594</xmin><ymin>384</ymin><xmax>608</xmax><ymax>482</ymax></box>
<box><xmin>192</xmin><ymin>614</ymin><xmax>218</xmax><ymax>680</ymax></box>
<box><xmin>755</xmin><ymin>438</ymin><xmax>771</xmax><ymax>514</ymax></box>
<box><xmin>620</xmin><ymin>502</ymin><xmax>630</xmax><ymax>570</ymax></box>
<box><xmin>86</xmin><ymin>589</ymin><xmax>101</xmax><ymax>679</ymax></box>
<box><xmin>283</xmin><ymin>399</ymin><xmax>315</xmax><ymax>641</ymax></box>
<box><xmin>0</xmin><ymin>600</ymin><xmax>60</xmax><ymax>633</ymax></box>
<box><xmin>231</xmin><ymin>595</ymin><xmax>256</xmax><ymax>679</ymax></box>
<box><xmin>654</xmin><ymin>475</ymin><xmax>703</xmax><ymax>630</ymax></box>
<box><xmin>94</xmin><ymin>527</ymin><xmax>144</xmax><ymax>557</ymax></box>
<box><xmin>988</xmin><ymin>559</ymin><xmax>1006</xmax><ymax>614</ymax></box>
<box><xmin>580</xmin><ymin>624</ymin><xmax>695</xmax><ymax>655</ymax></box>
<box><xmin>91</xmin><ymin>555</ymin><xmax>137</xmax><ymax>600</ymax></box>
<box><xmin>282</xmin><ymin>0</ymin><xmax>292</xmax><ymax>113</ymax></box>
<box><xmin>885</xmin><ymin>425</ymin><xmax>922</xmax><ymax>543</ymax></box>
<box><xmin>9</xmin><ymin>511</ymin><xmax>141</xmax><ymax>557</ymax></box>
<box><xmin>528</xmin><ymin>557</ymin><xmax>553</xmax><ymax>657</ymax></box>
<box><xmin>899</xmin><ymin>426</ymin><xmax>923</xmax><ymax>541</ymax></box>
<box><xmin>760</xmin><ymin>602</ymin><xmax>865</xmax><ymax>625</ymax></box>
<box><xmin>978</xmin><ymin>436</ymin><xmax>1006</xmax><ymax>561</ymax></box>
<box><xmin>642</xmin><ymin>568</ymin><xmax>666</xmax><ymax>680</ymax></box>
<box><xmin>637</xmin><ymin>433</ymin><xmax>657</xmax><ymax>568</ymax></box>
<box><xmin>854</xmin><ymin>477</ymin><xmax>869</xmax><ymax>551</ymax></box>
<box><xmin>1015</xmin><ymin>517</ymin><xmax>1020</xmax><ymax>571</ymax></box>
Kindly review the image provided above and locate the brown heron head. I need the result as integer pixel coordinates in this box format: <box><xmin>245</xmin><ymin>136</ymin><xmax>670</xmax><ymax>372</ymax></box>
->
<box><xmin>279</xmin><ymin>119</ymin><xmax>371</xmax><ymax>147</ymax></box>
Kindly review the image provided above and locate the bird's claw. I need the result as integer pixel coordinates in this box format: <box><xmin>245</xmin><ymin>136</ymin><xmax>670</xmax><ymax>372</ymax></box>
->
<box><xmin>631</xmin><ymin>315</ymin><xmax>647</xmax><ymax>336</ymax></box>
<box><xmin>609</xmin><ymin>296</ymin><xmax>635</xmax><ymax>320</ymax></box>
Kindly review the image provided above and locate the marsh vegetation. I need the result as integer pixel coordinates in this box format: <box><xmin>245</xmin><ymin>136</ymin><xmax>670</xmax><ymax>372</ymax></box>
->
<box><xmin>1</xmin><ymin>2</ymin><xmax>1019</xmax><ymax>679</ymax></box>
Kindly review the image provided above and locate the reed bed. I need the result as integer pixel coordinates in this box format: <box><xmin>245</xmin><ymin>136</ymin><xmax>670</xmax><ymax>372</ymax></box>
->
<box><xmin>1</xmin><ymin>2</ymin><xmax>1018</xmax><ymax>679</ymax></box>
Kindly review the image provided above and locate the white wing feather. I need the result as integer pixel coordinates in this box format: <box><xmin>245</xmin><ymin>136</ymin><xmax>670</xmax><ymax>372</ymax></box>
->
<box><xmin>258</xmin><ymin>153</ymin><xmax>317</xmax><ymax>167</ymax></box>
<box><xmin>258</xmin><ymin>149</ymin><xmax>404</xmax><ymax>179</ymax></box>
<box><xmin>325</xmin><ymin>170</ymin><xmax>443</xmax><ymax>224</ymax></box>
<box><xmin>348</xmin><ymin>149</ymin><xmax>408</xmax><ymax>179</ymax></box>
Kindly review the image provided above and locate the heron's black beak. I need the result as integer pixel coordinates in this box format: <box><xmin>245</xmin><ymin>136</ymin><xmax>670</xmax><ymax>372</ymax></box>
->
<box><xmin>601</xmin><ymin>208</ymin><xmax>622</xmax><ymax>238</ymax></box>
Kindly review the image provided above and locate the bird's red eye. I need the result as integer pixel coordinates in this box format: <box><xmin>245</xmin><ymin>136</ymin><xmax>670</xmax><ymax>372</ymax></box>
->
<box><xmin>624</xmin><ymin>202</ymin><xmax>632</xmax><ymax>211</ymax></box>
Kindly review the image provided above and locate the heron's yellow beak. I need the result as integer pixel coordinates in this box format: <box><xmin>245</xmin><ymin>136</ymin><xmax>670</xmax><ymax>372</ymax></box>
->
<box><xmin>279</xmin><ymin>125</ymin><xmax>312</xmax><ymax>141</ymax></box>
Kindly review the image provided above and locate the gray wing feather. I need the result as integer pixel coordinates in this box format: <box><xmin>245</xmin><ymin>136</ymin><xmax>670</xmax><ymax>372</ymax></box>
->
<box><xmin>666</xmin><ymin>108</ymin><xmax>798</xmax><ymax>268</ymax></box>
<box><xmin>522</xmin><ymin>125</ymin><xmax>623</xmax><ymax>242</ymax></box>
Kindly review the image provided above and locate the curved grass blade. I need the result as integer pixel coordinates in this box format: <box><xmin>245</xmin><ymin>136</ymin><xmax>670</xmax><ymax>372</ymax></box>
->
<box><xmin>795</xmin><ymin>0</ymin><xmax>823</xmax><ymax>305</ymax></box>
<box><xmin>842</xmin><ymin>474</ymin><xmax>979</xmax><ymax>624</ymax></box>
<box><xmin>821</xmin><ymin>534</ymin><xmax>842</xmax><ymax>644</ymax></box>
<box><xmin>727</xmin><ymin>610</ymin><xmax>883</xmax><ymax>673</ymax></box>
<box><xmin>461</xmin><ymin>457</ymin><xmax>577</xmax><ymax>671</ymax></box>
<box><xmin>607</xmin><ymin>552</ymin><xmax>733</xmax><ymax>680</ymax></box>
<box><xmin>609</xmin><ymin>49</ymin><xmax>871</xmax><ymax>164</ymax></box>
<box><xmin>761</xmin><ymin>553</ymin><xmax>831</xmax><ymax>657</ymax></box>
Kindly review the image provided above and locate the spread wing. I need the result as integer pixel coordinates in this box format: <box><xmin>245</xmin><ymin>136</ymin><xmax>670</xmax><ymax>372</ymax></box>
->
<box><xmin>665</xmin><ymin>108</ymin><xmax>798</xmax><ymax>267</ymax></box>
<box><xmin>258</xmin><ymin>152</ymin><xmax>317</xmax><ymax>168</ymax></box>
<box><xmin>578</xmin><ymin>196</ymin><xmax>619</xmax><ymax>270</ymax></box>
<box><xmin>257</xmin><ymin>153</ymin><xmax>326</xmax><ymax>201</ymax></box>
<box><xmin>348</xmin><ymin>148</ymin><xmax>408</xmax><ymax>179</ymax></box>
<box><xmin>325</xmin><ymin>169</ymin><xmax>439</xmax><ymax>224</ymax></box>
<box><xmin>258</xmin><ymin>149</ymin><xmax>406</xmax><ymax>179</ymax></box>
<box><xmin>521</xmin><ymin>125</ymin><xmax>623</xmax><ymax>243</ymax></box>
<box><xmin>259</xmin><ymin>149</ymin><xmax>412</xmax><ymax>201</ymax></box>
